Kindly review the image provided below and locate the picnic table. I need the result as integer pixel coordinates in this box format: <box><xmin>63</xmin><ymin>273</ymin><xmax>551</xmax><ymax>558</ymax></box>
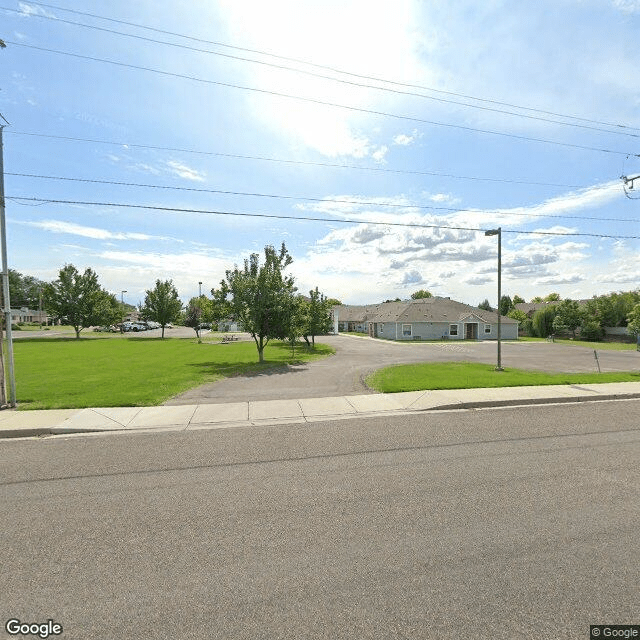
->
<box><xmin>221</xmin><ymin>335</ymin><xmax>240</xmax><ymax>343</ymax></box>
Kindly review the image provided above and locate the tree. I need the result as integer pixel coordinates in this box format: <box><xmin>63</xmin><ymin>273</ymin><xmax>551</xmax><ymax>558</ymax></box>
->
<box><xmin>552</xmin><ymin>299</ymin><xmax>583</xmax><ymax>338</ymax></box>
<box><xmin>302</xmin><ymin>287</ymin><xmax>333</xmax><ymax>347</ymax></box>
<box><xmin>627</xmin><ymin>303</ymin><xmax>640</xmax><ymax>338</ymax></box>
<box><xmin>508</xmin><ymin>308</ymin><xmax>530</xmax><ymax>335</ymax></box>
<box><xmin>42</xmin><ymin>264</ymin><xmax>119</xmax><ymax>338</ymax></box>
<box><xmin>8</xmin><ymin>269</ymin><xmax>47</xmax><ymax>310</ymax></box>
<box><xmin>478</xmin><ymin>299</ymin><xmax>492</xmax><ymax>311</ymax></box>
<box><xmin>544</xmin><ymin>292</ymin><xmax>561</xmax><ymax>302</ymax></box>
<box><xmin>214</xmin><ymin>243</ymin><xmax>296</xmax><ymax>363</ymax></box>
<box><xmin>512</xmin><ymin>294</ymin><xmax>525</xmax><ymax>305</ymax></box>
<box><xmin>499</xmin><ymin>295</ymin><xmax>513</xmax><ymax>316</ymax></box>
<box><xmin>284</xmin><ymin>296</ymin><xmax>305</xmax><ymax>357</ymax></box>
<box><xmin>325</xmin><ymin>298</ymin><xmax>342</xmax><ymax>307</ymax></box>
<box><xmin>184</xmin><ymin>296</ymin><xmax>212</xmax><ymax>340</ymax></box>
<box><xmin>141</xmin><ymin>279</ymin><xmax>182</xmax><ymax>338</ymax></box>
<box><xmin>507</xmin><ymin>308</ymin><xmax>528</xmax><ymax>324</ymax></box>
<box><xmin>532</xmin><ymin>305</ymin><xmax>557</xmax><ymax>338</ymax></box>
<box><xmin>531</xmin><ymin>296</ymin><xmax>543</xmax><ymax>303</ymax></box>
<box><xmin>580</xmin><ymin>319</ymin><xmax>604</xmax><ymax>341</ymax></box>
<box><xmin>411</xmin><ymin>289</ymin><xmax>433</xmax><ymax>299</ymax></box>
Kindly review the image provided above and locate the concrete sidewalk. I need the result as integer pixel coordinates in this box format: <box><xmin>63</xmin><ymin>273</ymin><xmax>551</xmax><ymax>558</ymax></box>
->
<box><xmin>1</xmin><ymin>382</ymin><xmax>640</xmax><ymax>439</ymax></box>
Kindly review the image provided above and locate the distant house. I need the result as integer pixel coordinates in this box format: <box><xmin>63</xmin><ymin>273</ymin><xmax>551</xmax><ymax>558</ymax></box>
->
<box><xmin>331</xmin><ymin>305</ymin><xmax>380</xmax><ymax>333</ymax></box>
<box><xmin>10</xmin><ymin>307</ymin><xmax>48</xmax><ymax>324</ymax></box>
<box><xmin>333</xmin><ymin>298</ymin><xmax>519</xmax><ymax>341</ymax></box>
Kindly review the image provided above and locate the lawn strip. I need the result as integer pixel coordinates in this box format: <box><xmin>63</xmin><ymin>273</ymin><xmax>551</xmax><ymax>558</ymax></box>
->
<box><xmin>366</xmin><ymin>361</ymin><xmax>640</xmax><ymax>393</ymax></box>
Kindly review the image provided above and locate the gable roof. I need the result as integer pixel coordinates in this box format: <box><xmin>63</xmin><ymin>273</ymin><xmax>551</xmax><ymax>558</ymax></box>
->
<box><xmin>333</xmin><ymin>298</ymin><xmax>518</xmax><ymax>325</ymax></box>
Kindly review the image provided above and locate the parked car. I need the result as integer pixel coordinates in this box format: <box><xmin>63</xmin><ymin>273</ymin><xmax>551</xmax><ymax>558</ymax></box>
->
<box><xmin>122</xmin><ymin>322</ymin><xmax>147</xmax><ymax>332</ymax></box>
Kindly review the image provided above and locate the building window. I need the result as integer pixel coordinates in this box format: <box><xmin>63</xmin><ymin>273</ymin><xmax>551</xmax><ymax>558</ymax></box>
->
<box><xmin>380</xmin><ymin>323</ymin><xmax>384</xmax><ymax>333</ymax></box>
<box><xmin>450</xmin><ymin>324</ymin><xmax>458</xmax><ymax>336</ymax></box>
<box><xmin>484</xmin><ymin>324</ymin><xmax>491</xmax><ymax>333</ymax></box>
<box><xmin>402</xmin><ymin>324</ymin><xmax>412</xmax><ymax>337</ymax></box>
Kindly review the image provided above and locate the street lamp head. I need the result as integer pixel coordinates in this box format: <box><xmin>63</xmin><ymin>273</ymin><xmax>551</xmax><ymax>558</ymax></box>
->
<box><xmin>484</xmin><ymin>229</ymin><xmax>500</xmax><ymax>236</ymax></box>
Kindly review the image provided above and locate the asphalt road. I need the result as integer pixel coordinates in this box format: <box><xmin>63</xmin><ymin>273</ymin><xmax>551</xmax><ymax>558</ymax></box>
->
<box><xmin>1</xmin><ymin>400</ymin><xmax>638</xmax><ymax>639</ymax></box>
<box><xmin>167</xmin><ymin>334</ymin><xmax>640</xmax><ymax>404</ymax></box>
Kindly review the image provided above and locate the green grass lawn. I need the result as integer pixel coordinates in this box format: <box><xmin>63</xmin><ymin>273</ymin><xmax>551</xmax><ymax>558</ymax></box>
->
<box><xmin>366</xmin><ymin>361</ymin><xmax>640</xmax><ymax>393</ymax></box>
<box><xmin>13</xmin><ymin>337</ymin><xmax>335</xmax><ymax>410</ymax></box>
<box><xmin>518</xmin><ymin>337</ymin><xmax>637</xmax><ymax>350</ymax></box>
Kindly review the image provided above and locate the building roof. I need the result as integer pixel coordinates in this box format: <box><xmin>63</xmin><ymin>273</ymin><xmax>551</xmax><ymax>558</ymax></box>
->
<box><xmin>333</xmin><ymin>298</ymin><xmax>518</xmax><ymax>325</ymax></box>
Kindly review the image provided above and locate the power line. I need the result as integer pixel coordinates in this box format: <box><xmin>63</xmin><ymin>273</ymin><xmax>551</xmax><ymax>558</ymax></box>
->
<box><xmin>5</xmin><ymin>173</ymin><xmax>634</xmax><ymax>223</ymax></box>
<box><xmin>21</xmin><ymin>1</ymin><xmax>640</xmax><ymax>134</ymax></box>
<box><xmin>5</xmin><ymin>132</ymin><xmax>587</xmax><ymax>188</ymax></box>
<box><xmin>7</xmin><ymin>197</ymin><xmax>639</xmax><ymax>239</ymax></box>
<box><xmin>4</xmin><ymin>5</ymin><xmax>638</xmax><ymax>139</ymax></box>
<box><xmin>5</xmin><ymin>40</ymin><xmax>637</xmax><ymax>157</ymax></box>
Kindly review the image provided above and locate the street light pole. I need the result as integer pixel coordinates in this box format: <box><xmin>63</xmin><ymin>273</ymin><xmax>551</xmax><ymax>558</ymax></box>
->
<box><xmin>0</xmin><ymin>123</ymin><xmax>16</xmax><ymax>406</ymax></box>
<box><xmin>120</xmin><ymin>290</ymin><xmax>127</xmax><ymax>332</ymax></box>
<box><xmin>485</xmin><ymin>228</ymin><xmax>503</xmax><ymax>371</ymax></box>
<box><xmin>198</xmin><ymin>281</ymin><xmax>202</xmax><ymax>298</ymax></box>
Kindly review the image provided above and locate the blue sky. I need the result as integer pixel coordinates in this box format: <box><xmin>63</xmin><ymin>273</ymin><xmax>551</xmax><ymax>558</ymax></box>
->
<box><xmin>1</xmin><ymin>0</ymin><xmax>639</xmax><ymax>307</ymax></box>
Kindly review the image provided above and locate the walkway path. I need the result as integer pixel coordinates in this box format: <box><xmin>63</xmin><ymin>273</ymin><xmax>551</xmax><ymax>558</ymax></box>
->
<box><xmin>165</xmin><ymin>334</ymin><xmax>639</xmax><ymax>405</ymax></box>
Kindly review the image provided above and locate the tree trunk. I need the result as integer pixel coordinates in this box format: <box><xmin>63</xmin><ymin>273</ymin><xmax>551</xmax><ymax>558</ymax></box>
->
<box><xmin>161</xmin><ymin>325</ymin><xmax>165</xmax><ymax>339</ymax></box>
<box><xmin>74</xmin><ymin>326</ymin><xmax>81</xmax><ymax>339</ymax></box>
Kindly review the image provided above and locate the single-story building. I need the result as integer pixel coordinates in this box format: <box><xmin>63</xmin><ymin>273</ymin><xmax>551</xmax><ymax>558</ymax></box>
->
<box><xmin>333</xmin><ymin>298</ymin><xmax>518</xmax><ymax>341</ymax></box>
<box><xmin>331</xmin><ymin>305</ymin><xmax>379</xmax><ymax>333</ymax></box>
<box><xmin>10</xmin><ymin>307</ymin><xmax>49</xmax><ymax>324</ymax></box>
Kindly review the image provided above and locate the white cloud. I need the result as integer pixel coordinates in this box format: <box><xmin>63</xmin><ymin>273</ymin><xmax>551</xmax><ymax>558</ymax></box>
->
<box><xmin>534</xmin><ymin>273</ymin><xmax>586</xmax><ymax>285</ymax></box>
<box><xmin>20</xmin><ymin>220</ymin><xmax>179</xmax><ymax>242</ymax></box>
<box><xmin>371</xmin><ymin>146</ymin><xmax>388</xmax><ymax>163</ymax></box>
<box><xmin>18</xmin><ymin>2</ymin><xmax>56</xmax><ymax>18</ymax></box>
<box><xmin>612</xmin><ymin>0</ymin><xmax>640</xmax><ymax>13</ymax></box>
<box><xmin>166</xmin><ymin>160</ymin><xmax>206</xmax><ymax>182</ymax></box>
<box><xmin>393</xmin><ymin>131</ymin><xmax>417</xmax><ymax>145</ymax></box>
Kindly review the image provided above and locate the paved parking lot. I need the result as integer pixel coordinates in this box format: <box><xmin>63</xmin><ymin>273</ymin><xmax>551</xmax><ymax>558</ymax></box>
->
<box><xmin>166</xmin><ymin>334</ymin><xmax>640</xmax><ymax>404</ymax></box>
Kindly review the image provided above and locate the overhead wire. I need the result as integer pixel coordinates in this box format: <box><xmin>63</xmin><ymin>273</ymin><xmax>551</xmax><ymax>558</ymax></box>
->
<box><xmin>19</xmin><ymin>1</ymin><xmax>640</xmax><ymax>134</ymax></box>
<box><xmin>4</xmin><ymin>40</ymin><xmax>637</xmax><ymax>157</ymax></box>
<box><xmin>5</xmin><ymin>172</ymin><xmax>635</xmax><ymax>223</ymax></box>
<box><xmin>3</xmin><ymin>5</ymin><xmax>639</xmax><ymax>139</ymax></box>
<box><xmin>4</xmin><ymin>132</ymin><xmax>588</xmax><ymax>188</ymax></box>
<box><xmin>7</xmin><ymin>197</ymin><xmax>639</xmax><ymax>240</ymax></box>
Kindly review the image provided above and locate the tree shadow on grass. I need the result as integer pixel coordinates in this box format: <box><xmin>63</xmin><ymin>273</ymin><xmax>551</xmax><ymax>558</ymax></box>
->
<box><xmin>186</xmin><ymin>359</ymin><xmax>309</xmax><ymax>379</ymax></box>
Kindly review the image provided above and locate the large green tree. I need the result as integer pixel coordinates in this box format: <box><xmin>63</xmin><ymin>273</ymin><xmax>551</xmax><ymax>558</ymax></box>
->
<box><xmin>532</xmin><ymin>305</ymin><xmax>557</xmax><ymax>338</ymax></box>
<box><xmin>301</xmin><ymin>287</ymin><xmax>333</xmax><ymax>347</ymax></box>
<box><xmin>42</xmin><ymin>264</ymin><xmax>119</xmax><ymax>338</ymax></box>
<box><xmin>411</xmin><ymin>289</ymin><xmax>433</xmax><ymax>300</ymax></box>
<box><xmin>552</xmin><ymin>299</ymin><xmax>583</xmax><ymax>338</ymax></box>
<box><xmin>141</xmin><ymin>279</ymin><xmax>182</xmax><ymax>339</ymax></box>
<box><xmin>214</xmin><ymin>243</ymin><xmax>296</xmax><ymax>362</ymax></box>
<box><xmin>8</xmin><ymin>269</ymin><xmax>47</xmax><ymax>310</ymax></box>
<box><xmin>499</xmin><ymin>295</ymin><xmax>513</xmax><ymax>316</ymax></box>
<box><xmin>627</xmin><ymin>303</ymin><xmax>640</xmax><ymax>338</ymax></box>
<box><xmin>184</xmin><ymin>296</ymin><xmax>211</xmax><ymax>340</ymax></box>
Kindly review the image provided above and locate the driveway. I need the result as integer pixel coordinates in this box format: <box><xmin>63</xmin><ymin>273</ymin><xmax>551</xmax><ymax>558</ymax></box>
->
<box><xmin>165</xmin><ymin>334</ymin><xmax>639</xmax><ymax>405</ymax></box>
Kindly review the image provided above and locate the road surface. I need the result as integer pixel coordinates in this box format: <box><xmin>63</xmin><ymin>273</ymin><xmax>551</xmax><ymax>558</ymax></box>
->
<box><xmin>1</xmin><ymin>400</ymin><xmax>638</xmax><ymax>639</ymax></box>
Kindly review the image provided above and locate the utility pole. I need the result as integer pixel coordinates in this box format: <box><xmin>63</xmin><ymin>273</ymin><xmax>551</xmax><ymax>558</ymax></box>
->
<box><xmin>0</xmin><ymin>121</ymin><xmax>17</xmax><ymax>406</ymax></box>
